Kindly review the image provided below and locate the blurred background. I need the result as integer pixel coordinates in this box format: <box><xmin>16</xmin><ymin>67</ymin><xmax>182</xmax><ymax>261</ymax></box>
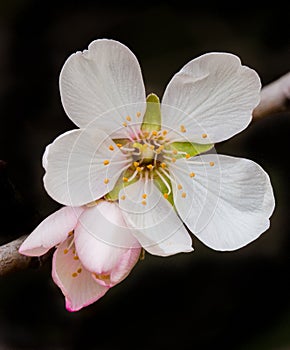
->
<box><xmin>0</xmin><ymin>0</ymin><xmax>289</xmax><ymax>349</ymax></box>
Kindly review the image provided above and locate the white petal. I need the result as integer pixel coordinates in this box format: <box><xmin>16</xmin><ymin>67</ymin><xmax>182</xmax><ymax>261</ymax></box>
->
<box><xmin>119</xmin><ymin>179</ymin><xmax>193</xmax><ymax>256</ymax></box>
<box><xmin>60</xmin><ymin>39</ymin><xmax>146</xmax><ymax>136</ymax></box>
<box><xmin>52</xmin><ymin>239</ymin><xmax>109</xmax><ymax>312</ymax></box>
<box><xmin>161</xmin><ymin>53</ymin><xmax>261</xmax><ymax>144</ymax></box>
<box><xmin>19</xmin><ymin>206</ymin><xmax>84</xmax><ymax>256</ymax></box>
<box><xmin>43</xmin><ymin>128</ymin><xmax>130</xmax><ymax>206</ymax></box>
<box><xmin>170</xmin><ymin>154</ymin><xmax>275</xmax><ymax>251</ymax></box>
<box><xmin>74</xmin><ymin>201</ymin><xmax>141</xmax><ymax>274</ymax></box>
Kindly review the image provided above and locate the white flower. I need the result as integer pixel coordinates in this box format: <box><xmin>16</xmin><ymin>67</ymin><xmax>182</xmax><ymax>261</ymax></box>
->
<box><xmin>43</xmin><ymin>39</ymin><xmax>275</xmax><ymax>255</ymax></box>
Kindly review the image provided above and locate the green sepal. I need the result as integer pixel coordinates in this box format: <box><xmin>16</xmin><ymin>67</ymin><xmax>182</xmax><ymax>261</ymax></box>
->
<box><xmin>170</xmin><ymin>142</ymin><xmax>214</xmax><ymax>158</ymax></box>
<box><xmin>105</xmin><ymin>167</ymin><xmax>137</xmax><ymax>201</ymax></box>
<box><xmin>141</xmin><ymin>93</ymin><xmax>161</xmax><ymax>133</ymax></box>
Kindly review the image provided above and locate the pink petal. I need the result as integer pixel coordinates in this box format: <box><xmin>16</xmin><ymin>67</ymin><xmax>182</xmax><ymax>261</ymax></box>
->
<box><xmin>52</xmin><ymin>238</ymin><xmax>109</xmax><ymax>312</ymax></box>
<box><xmin>19</xmin><ymin>206</ymin><xmax>84</xmax><ymax>256</ymax></box>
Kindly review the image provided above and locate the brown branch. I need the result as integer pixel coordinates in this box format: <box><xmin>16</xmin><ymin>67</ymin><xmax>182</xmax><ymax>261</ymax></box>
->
<box><xmin>253</xmin><ymin>72</ymin><xmax>290</xmax><ymax>121</ymax></box>
<box><xmin>0</xmin><ymin>235</ymin><xmax>51</xmax><ymax>276</ymax></box>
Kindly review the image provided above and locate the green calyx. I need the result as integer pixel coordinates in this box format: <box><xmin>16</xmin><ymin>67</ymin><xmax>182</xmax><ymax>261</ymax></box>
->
<box><xmin>141</xmin><ymin>93</ymin><xmax>161</xmax><ymax>132</ymax></box>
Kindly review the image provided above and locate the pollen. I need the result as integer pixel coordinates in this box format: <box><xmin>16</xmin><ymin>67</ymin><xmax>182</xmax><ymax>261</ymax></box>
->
<box><xmin>162</xmin><ymin>130</ymin><xmax>168</xmax><ymax>136</ymax></box>
<box><xmin>73</xmin><ymin>255</ymin><xmax>79</xmax><ymax>260</ymax></box>
<box><xmin>189</xmin><ymin>172</ymin><xmax>195</xmax><ymax>178</ymax></box>
<box><xmin>163</xmin><ymin>193</ymin><xmax>169</xmax><ymax>199</ymax></box>
<box><xmin>103</xmin><ymin>160</ymin><xmax>110</xmax><ymax>166</ymax></box>
<box><xmin>142</xmin><ymin>193</ymin><xmax>147</xmax><ymax>199</ymax></box>
<box><xmin>126</xmin><ymin>115</ymin><xmax>131</xmax><ymax>121</ymax></box>
<box><xmin>202</xmin><ymin>133</ymin><xmax>208</xmax><ymax>139</ymax></box>
<box><xmin>72</xmin><ymin>272</ymin><xmax>78</xmax><ymax>278</ymax></box>
<box><xmin>123</xmin><ymin>177</ymin><xmax>128</xmax><ymax>182</ymax></box>
<box><xmin>122</xmin><ymin>122</ymin><xmax>128</xmax><ymax>127</ymax></box>
<box><xmin>116</xmin><ymin>143</ymin><xmax>123</xmax><ymax>148</ymax></box>
<box><xmin>120</xmin><ymin>195</ymin><xmax>126</xmax><ymax>200</ymax></box>
<box><xmin>178</xmin><ymin>184</ymin><xmax>183</xmax><ymax>190</ymax></box>
<box><xmin>109</xmin><ymin>145</ymin><xmax>114</xmax><ymax>151</ymax></box>
<box><xmin>141</xmin><ymin>200</ymin><xmax>147</xmax><ymax>205</ymax></box>
<box><xmin>63</xmin><ymin>249</ymin><xmax>69</xmax><ymax>254</ymax></box>
<box><xmin>150</xmin><ymin>145</ymin><xmax>155</xmax><ymax>150</ymax></box>
<box><xmin>185</xmin><ymin>153</ymin><xmax>191</xmax><ymax>159</ymax></box>
<box><xmin>136</xmin><ymin>111</ymin><xmax>141</xmax><ymax>117</ymax></box>
<box><xmin>147</xmin><ymin>164</ymin><xmax>153</xmax><ymax>170</ymax></box>
<box><xmin>161</xmin><ymin>162</ymin><xmax>167</xmax><ymax>169</ymax></box>
<box><xmin>181</xmin><ymin>192</ymin><xmax>187</xmax><ymax>198</ymax></box>
<box><xmin>77</xmin><ymin>268</ymin><xmax>82</xmax><ymax>274</ymax></box>
<box><xmin>180</xmin><ymin>125</ymin><xmax>186</xmax><ymax>133</ymax></box>
<box><xmin>209</xmin><ymin>161</ymin><xmax>215</xmax><ymax>167</ymax></box>
<box><xmin>104</xmin><ymin>178</ymin><xmax>109</xmax><ymax>184</ymax></box>
<box><xmin>133</xmin><ymin>161</ymin><xmax>139</xmax><ymax>167</ymax></box>
<box><xmin>136</xmin><ymin>167</ymin><xmax>143</xmax><ymax>172</ymax></box>
<box><xmin>152</xmin><ymin>130</ymin><xmax>158</xmax><ymax>136</ymax></box>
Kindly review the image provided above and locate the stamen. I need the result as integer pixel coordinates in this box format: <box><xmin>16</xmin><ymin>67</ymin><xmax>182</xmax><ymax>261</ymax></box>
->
<box><xmin>180</xmin><ymin>125</ymin><xmax>186</xmax><ymax>133</ymax></box>
<box><xmin>142</xmin><ymin>200</ymin><xmax>147</xmax><ymax>205</ymax></box>
<box><xmin>122</xmin><ymin>122</ymin><xmax>128</xmax><ymax>127</ymax></box>
<box><xmin>63</xmin><ymin>249</ymin><xmax>69</xmax><ymax>254</ymax></box>
<box><xmin>120</xmin><ymin>195</ymin><xmax>126</xmax><ymax>200</ymax></box>
<box><xmin>127</xmin><ymin>169</ymin><xmax>139</xmax><ymax>182</ymax></box>
<box><xmin>209</xmin><ymin>161</ymin><xmax>215</xmax><ymax>167</ymax></box>
<box><xmin>104</xmin><ymin>178</ymin><xmax>109</xmax><ymax>184</ymax></box>
<box><xmin>151</xmin><ymin>130</ymin><xmax>158</xmax><ymax>137</ymax></box>
<box><xmin>142</xmin><ymin>193</ymin><xmax>147</xmax><ymax>199</ymax></box>
<box><xmin>189</xmin><ymin>172</ymin><xmax>195</xmax><ymax>178</ymax></box>
<box><xmin>136</xmin><ymin>112</ymin><xmax>141</xmax><ymax>117</ymax></box>
<box><xmin>122</xmin><ymin>177</ymin><xmax>128</xmax><ymax>182</ymax></box>
<box><xmin>147</xmin><ymin>164</ymin><xmax>154</xmax><ymax>170</ymax></box>
<box><xmin>109</xmin><ymin>145</ymin><xmax>114</xmax><ymax>151</ymax></box>
<box><xmin>133</xmin><ymin>161</ymin><xmax>139</xmax><ymax>167</ymax></box>
<box><xmin>156</xmin><ymin>169</ymin><xmax>171</xmax><ymax>196</ymax></box>
<box><xmin>163</xmin><ymin>193</ymin><xmax>169</xmax><ymax>199</ymax></box>
<box><xmin>73</xmin><ymin>255</ymin><xmax>79</xmax><ymax>260</ymax></box>
<box><xmin>126</xmin><ymin>115</ymin><xmax>131</xmax><ymax>121</ymax></box>
<box><xmin>178</xmin><ymin>184</ymin><xmax>183</xmax><ymax>190</ymax></box>
<box><xmin>162</xmin><ymin>130</ymin><xmax>168</xmax><ymax>136</ymax></box>
<box><xmin>103</xmin><ymin>160</ymin><xmax>110</xmax><ymax>166</ymax></box>
<box><xmin>172</xmin><ymin>149</ymin><xmax>178</xmax><ymax>155</ymax></box>
<box><xmin>72</xmin><ymin>272</ymin><xmax>78</xmax><ymax>278</ymax></box>
<box><xmin>116</xmin><ymin>143</ymin><xmax>123</xmax><ymax>148</ymax></box>
<box><xmin>185</xmin><ymin>154</ymin><xmax>191</xmax><ymax>159</ymax></box>
<box><xmin>181</xmin><ymin>192</ymin><xmax>187</xmax><ymax>198</ymax></box>
<box><xmin>77</xmin><ymin>268</ymin><xmax>82</xmax><ymax>274</ymax></box>
<box><xmin>161</xmin><ymin>162</ymin><xmax>167</xmax><ymax>169</ymax></box>
<box><xmin>202</xmin><ymin>133</ymin><xmax>208</xmax><ymax>139</ymax></box>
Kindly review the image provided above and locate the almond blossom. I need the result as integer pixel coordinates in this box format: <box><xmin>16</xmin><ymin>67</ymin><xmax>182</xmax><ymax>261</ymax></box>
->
<box><xmin>19</xmin><ymin>201</ymin><xmax>141</xmax><ymax>311</ymax></box>
<box><xmin>42</xmin><ymin>39</ymin><xmax>275</xmax><ymax>255</ymax></box>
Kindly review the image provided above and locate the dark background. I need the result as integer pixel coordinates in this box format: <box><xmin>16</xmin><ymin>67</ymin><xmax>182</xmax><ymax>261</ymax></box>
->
<box><xmin>0</xmin><ymin>1</ymin><xmax>290</xmax><ymax>349</ymax></box>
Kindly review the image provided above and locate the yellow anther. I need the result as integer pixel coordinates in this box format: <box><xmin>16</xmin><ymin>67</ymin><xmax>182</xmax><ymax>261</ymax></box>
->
<box><xmin>109</xmin><ymin>145</ymin><xmax>114</xmax><ymax>151</ymax></box>
<box><xmin>123</xmin><ymin>177</ymin><xmax>128</xmax><ymax>182</ymax></box>
<box><xmin>133</xmin><ymin>161</ymin><xmax>139</xmax><ymax>167</ymax></box>
<box><xmin>72</xmin><ymin>272</ymin><xmax>78</xmax><ymax>278</ymax></box>
<box><xmin>171</xmin><ymin>157</ymin><xmax>176</xmax><ymax>163</ymax></box>
<box><xmin>136</xmin><ymin>112</ymin><xmax>141</xmax><ymax>117</ymax></box>
<box><xmin>162</xmin><ymin>130</ymin><xmax>168</xmax><ymax>136</ymax></box>
<box><xmin>180</xmin><ymin>125</ymin><xmax>186</xmax><ymax>133</ymax></box>
<box><xmin>163</xmin><ymin>193</ymin><xmax>169</xmax><ymax>199</ymax></box>
<box><xmin>178</xmin><ymin>184</ymin><xmax>183</xmax><ymax>190</ymax></box>
<box><xmin>126</xmin><ymin>115</ymin><xmax>131</xmax><ymax>121</ymax></box>
<box><xmin>158</xmin><ymin>145</ymin><xmax>164</xmax><ymax>151</ymax></box>
<box><xmin>141</xmin><ymin>200</ymin><xmax>147</xmax><ymax>205</ymax></box>
<box><xmin>120</xmin><ymin>195</ymin><xmax>126</xmax><ymax>200</ymax></box>
<box><xmin>103</xmin><ymin>160</ymin><xmax>110</xmax><ymax>166</ymax></box>
<box><xmin>94</xmin><ymin>273</ymin><xmax>110</xmax><ymax>282</ymax></box>
<box><xmin>63</xmin><ymin>249</ymin><xmax>69</xmax><ymax>255</ymax></box>
<box><xmin>73</xmin><ymin>255</ymin><xmax>79</xmax><ymax>260</ymax></box>
<box><xmin>136</xmin><ymin>167</ymin><xmax>143</xmax><ymax>172</ymax></box>
<box><xmin>189</xmin><ymin>172</ymin><xmax>195</xmax><ymax>178</ymax></box>
<box><xmin>147</xmin><ymin>164</ymin><xmax>153</xmax><ymax>170</ymax></box>
<box><xmin>104</xmin><ymin>178</ymin><xmax>109</xmax><ymax>184</ymax></box>
<box><xmin>77</xmin><ymin>268</ymin><xmax>82</xmax><ymax>274</ymax></box>
<box><xmin>143</xmin><ymin>131</ymin><xmax>149</xmax><ymax>138</ymax></box>
<box><xmin>122</xmin><ymin>122</ymin><xmax>127</xmax><ymax>127</ymax></box>
<box><xmin>172</xmin><ymin>149</ymin><xmax>178</xmax><ymax>155</ymax></box>
<box><xmin>68</xmin><ymin>231</ymin><xmax>73</xmax><ymax>237</ymax></box>
<box><xmin>161</xmin><ymin>162</ymin><xmax>167</xmax><ymax>169</ymax></box>
<box><xmin>116</xmin><ymin>143</ymin><xmax>123</xmax><ymax>148</ymax></box>
<box><xmin>209</xmin><ymin>161</ymin><xmax>215</xmax><ymax>167</ymax></box>
<box><xmin>202</xmin><ymin>133</ymin><xmax>208</xmax><ymax>139</ymax></box>
<box><xmin>181</xmin><ymin>192</ymin><xmax>187</xmax><ymax>198</ymax></box>
<box><xmin>185</xmin><ymin>154</ymin><xmax>191</xmax><ymax>159</ymax></box>
<box><xmin>152</xmin><ymin>130</ymin><xmax>158</xmax><ymax>136</ymax></box>
<box><xmin>150</xmin><ymin>145</ymin><xmax>155</xmax><ymax>150</ymax></box>
<box><xmin>142</xmin><ymin>193</ymin><xmax>147</xmax><ymax>199</ymax></box>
